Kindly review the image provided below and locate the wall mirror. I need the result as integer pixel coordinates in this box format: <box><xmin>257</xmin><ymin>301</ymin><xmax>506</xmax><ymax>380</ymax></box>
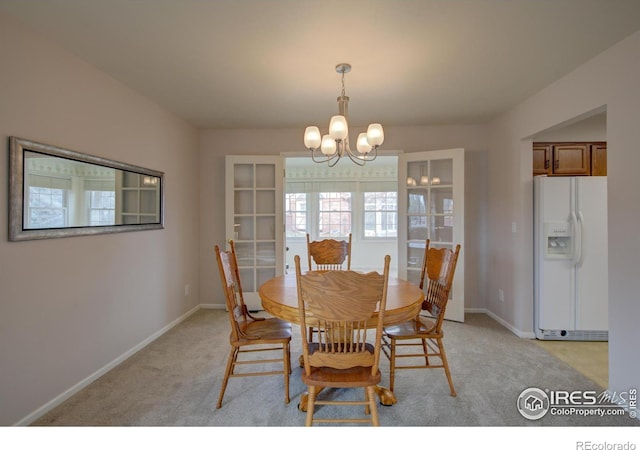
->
<box><xmin>8</xmin><ymin>137</ymin><xmax>164</xmax><ymax>241</ymax></box>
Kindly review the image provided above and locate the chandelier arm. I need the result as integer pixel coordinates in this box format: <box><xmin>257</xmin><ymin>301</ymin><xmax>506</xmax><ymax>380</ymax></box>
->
<box><xmin>343</xmin><ymin>141</ymin><xmax>367</xmax><ymax>166</ymax></box>
<box><xmin>343</xmin><ymin>137</ymin><xmax>379</xmax><ymax>163</ymax></box>
<box><xmin>310</xmin><ymin>147</ymin><xmax>340</xmax><ymax>164</ymax></box>
<box><xmin>344</xmin><ymin>146</ymin><xmax>378</xmax><ymax>165</ymax></box>
<box><xmin>345</xmin><ymin>152</ymin><xmax>367</xmax><ymax>166</ymax></box>
<box><xmin>328</xmin><ymin>154</ymin><xmax>341</xmax><ymax>168</ymax></box>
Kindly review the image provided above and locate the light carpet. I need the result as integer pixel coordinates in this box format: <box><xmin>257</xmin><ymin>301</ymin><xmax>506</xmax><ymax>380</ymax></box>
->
<box><xmin>32</xmin><ymin>310</ymin><xmax>638</xmax><ymax>427</ymax></box>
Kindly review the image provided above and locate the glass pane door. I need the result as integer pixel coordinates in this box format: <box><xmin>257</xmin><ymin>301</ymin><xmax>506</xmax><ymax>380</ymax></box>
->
<box><xmin>226</xmin><ymin>156</ymin><xmax>283</xmax><ymax>311</ymax></box>
<box><xmin>399</xmin><ymin>149</ymin><xmax>465</xmax><ymax>322</ymax></box>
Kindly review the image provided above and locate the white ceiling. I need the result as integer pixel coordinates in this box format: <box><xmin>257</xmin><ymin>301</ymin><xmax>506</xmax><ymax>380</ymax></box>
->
<box><xmin>1</xmin><ymin>0</ymin><xmax>640</xmax><ymax>130</ymax></box>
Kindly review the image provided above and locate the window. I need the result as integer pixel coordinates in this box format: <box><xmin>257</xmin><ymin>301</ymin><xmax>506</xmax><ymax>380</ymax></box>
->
<box><xmin>318</xmin><ymin>192</ymin><xmax>351</xmax><ymax>237</ymax></box>
<box><xmin>87</xmin><ymin>190</ymin><xmax>115</xmax><ymax>225</ymax></box>
<box><xmin>364</xmin><ymin>191</ymin><xmax>397</xmax><ymax>237</ymax></box>
<box><xmin>284</xmin><ymin>158</ymin><xmax>397</xmax><ymax>241</ymax></box>
<box><xmin>84</xmin><ymin>179</ymin><xmax>116</xmax><ymax>226</ymax></box>
<box><xmin>285</xmin><ymin>193</ymin><xmax>308</xmax><ymax>238</ymax></box>
<box><xmin>28</xmin><ymin>186</ymin><xmax>68</xmax><ymax>228</ymax></box>
<box><xmin>26</xmin><ymin>174</ymin><xmax>72</xmax><ymax>229</ymax></box>
<box><xmin>285</xmin><ymin>183</ymin><xmax>397</xmax><ymax>240</ymax></box>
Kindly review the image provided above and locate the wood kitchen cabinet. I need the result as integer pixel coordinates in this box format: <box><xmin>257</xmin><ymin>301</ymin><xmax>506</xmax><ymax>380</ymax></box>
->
<box><xmin>533</xmin><ymin>144</ymin><xmax>552</xmax><ymax>176</ymax></box>
<box><xmin>590</xmin><ymin>142</ymin><xmax>607</xmax><ymax>176</ymax></box>
<box><xmin>533</xmin><ymin>142</ymin><xmax>606</xmax><ymax>177</ymax></box>
<box><xmin>552</xmin><ymin>143</ymin><xmax>591</xmax><ymax>175</ymax></box>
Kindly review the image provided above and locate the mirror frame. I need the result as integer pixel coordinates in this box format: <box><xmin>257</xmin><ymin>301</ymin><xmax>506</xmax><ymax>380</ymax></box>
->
<box><xmin>8</xmin><ymin>136</ymin><xmax>164</xmax><ymax>241</ymax></box>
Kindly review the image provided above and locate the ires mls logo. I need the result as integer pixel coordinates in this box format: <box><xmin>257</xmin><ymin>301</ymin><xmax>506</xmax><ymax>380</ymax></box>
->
<box><xmin>517</xmin><ymin>387</ymin><xmax>637</xmax><ymax>420</ymax></box>
<box><xmin>517</xmin><ymin>387</ymin><xmax>550</xmax><ymax>420</ymax></box>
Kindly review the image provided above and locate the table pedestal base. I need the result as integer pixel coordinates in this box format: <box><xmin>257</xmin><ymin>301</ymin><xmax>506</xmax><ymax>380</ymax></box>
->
<box><xmin>374</xmin><ymin>385</ymin><xmax>398</xmax><ymax>406</ymax></box>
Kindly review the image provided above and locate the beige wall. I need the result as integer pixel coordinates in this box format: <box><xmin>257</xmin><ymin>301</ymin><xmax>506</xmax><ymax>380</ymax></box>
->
<box><xmin>0</xmin><ymin>14</ymin><xmax>200</xmax><ymax>425</ymax></box>
<box><xmin>487</xmin><ymin>30</ymin><xmax>640</xmax><ymax>394</ymax></box>
<box><xmin>198</xmin><ymin>125</ymin><xmax>489</xmax><ymax>311</ymax></box>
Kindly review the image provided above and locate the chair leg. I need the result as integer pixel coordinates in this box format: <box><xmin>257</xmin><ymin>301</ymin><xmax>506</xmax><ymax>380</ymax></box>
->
<box><xmin>421</xmin><ymin>338</ymin><xmax>430</xmax><ymax>365</ymax></box>
<box><xmin>305</xmin><ymin>386</ymin><xmax>317</xmax><ymax>427</ymax></box>
<box><xmin>437</xmin><ymin>337</ymin><xmax>456</xmax><ymax>397</ymax></box>
<box><xmin>216</xmin><ymin>347</ymin><xmax>238</xmax><ymax>409</ymax></box>
<box><xmin>389</xmin><ymin>337</ymin><xmax>396</xmax><ymax>393</ymax></box>
<box><xmin>366</xmin><ymin>386</ymin><xmax>380</xmax><ymax>426</ymax></box>
<box><xmin>283</xmin><ymin>343</ymin><xmax>291</xmax><ymax>404</ymax></box>
<box><xmin>364</xmin><ymin>388</ymin><xmax>370</xmax><ymax>415</ymax></box>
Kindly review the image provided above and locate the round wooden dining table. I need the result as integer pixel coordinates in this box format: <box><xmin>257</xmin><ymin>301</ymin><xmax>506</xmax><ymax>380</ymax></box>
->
<box><xmin>259</xmin><ymin>271</ymin><xmax>424</xmax><ymax>407</ymax></box>
<box><xmin>260</xmin><ymin>272</ymin><xmax>424</xmax><ymax>326</ymax></box>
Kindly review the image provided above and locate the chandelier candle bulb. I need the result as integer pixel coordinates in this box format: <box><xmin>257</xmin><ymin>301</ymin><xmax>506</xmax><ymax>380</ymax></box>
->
<box><xmin>321</xmin><ymin>135</ymin><xmax>337</xmax><ymax>156</ymax></box>
<box><xmin>356</xmin><ymin>133</ymin><xmax>372</xmax><ymax>153</ymax></box>
<box><xmin>304</xmin><ymin>126</ymin><xmax>321</xmax><ymax>149</ymax></box>
<box><xmin>366</xmin><ymin>123</ymin><xmax>384</xmax><ymax>147</ymax></box>
<box><xmin>329</xmin><ymin>115</ymin><xmax>348</xmax><ymax>140</ymax></box>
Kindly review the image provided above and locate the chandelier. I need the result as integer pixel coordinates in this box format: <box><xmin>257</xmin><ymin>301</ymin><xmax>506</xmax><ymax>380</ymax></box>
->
<box><xmin>303</xmin><ymin>63</ymin><xmax>384</xmax><ymax>167</ymax></box>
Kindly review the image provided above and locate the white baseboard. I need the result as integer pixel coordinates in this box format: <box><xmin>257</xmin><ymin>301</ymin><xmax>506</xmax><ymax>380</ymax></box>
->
<box><xmin>14</xmin><ymin>304</ymin><xmax>203</xmax><ymax>426</ymax></box>
<box><xmin>465</xmin><ymin>307</ymin><xmax>536</xmax><ymax>339</ymax></box>
<box><xmin>200</xmin><ymin>303</ymin><xmax>225</xmax><ymax>310</ymax></box>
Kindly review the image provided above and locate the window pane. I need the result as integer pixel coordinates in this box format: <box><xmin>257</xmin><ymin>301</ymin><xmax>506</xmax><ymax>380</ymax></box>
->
<box><xmin>431</xmin><ymin>187</ymin><xmax>453</xmax><ymax>214</ymax></box>
<box><xmin>285</xmin><ymin>193</ymin><xmax>307</xmax><ymax>238</ymax></box>
<box><xmin>28</xmin><ymin>186</ymin><xmax>67</xmax><ymax>228</ymax></box>
<box><xmin>363</xmin><ymin>191</ymin><xmax>397</xmax><ymax>237</ymax></box>
<box><xmin>87</xmin><ymin>190</ymin><xmax>115</xmax><ymax>225</ymax></box>
<box><xmin>408</xmin><ymin>190</ymin><xmax>427</xmax><ymax>213</ymax></box>
<box><xmin>430</xmin><ymin>215</ymin><xmax>453</xmax><ymax>242</ymax></box>
<box><xmin>408</xmin><ymin>216</ymin><xmax>428</xmax><ymax>240</ymax></box>
<box><xmin>319</xmin><ymin>192</ymin><xmax>351</xmax><ymax>237</ymax></box>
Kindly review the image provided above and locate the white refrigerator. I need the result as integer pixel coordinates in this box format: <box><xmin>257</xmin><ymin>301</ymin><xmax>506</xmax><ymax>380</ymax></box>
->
<box><xmin>533</xmin><ymin>176</ymin><xmax>608</xmax><ymax>341</ymax></box>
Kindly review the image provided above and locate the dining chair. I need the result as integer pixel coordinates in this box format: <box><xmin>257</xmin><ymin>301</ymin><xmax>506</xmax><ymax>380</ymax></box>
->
<box><xmin>214</xmin><ymin>240</ymin><xmax>292</xmax><ymax>409</ymax></box>
<box><xmin>381</xmin><ymin>240</ymin><xmax>461</xmax><ymax>397</ymax></box>
<box><xmin>294</xmin><ymin>254</ymin><xmax>390</xmax><ymax>426</ymax></box>
<box><xmin>306</xmin><ymin>233</ymin><xmax>352</xmax><ymax>343</ymax></box>
<box><xmin>306</xmin><ymin>233</ymin><xmax>352</xmax><ymax>271</ymax></box>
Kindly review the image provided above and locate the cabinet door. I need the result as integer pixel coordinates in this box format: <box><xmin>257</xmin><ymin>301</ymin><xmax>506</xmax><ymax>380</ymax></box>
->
<box><xmin>533</xmin><ymin>144</ymin><xmax>551</xmax><ymax>176</ymax></box>
<box><xmin>591</xmin><ymin>143</ymin><xmax>607</xmax><ymax>176</ymax></box>
<box><xmin>225</xmin><ymin>156</ymin><xmax>284</xmax><ymax>311</ymax></box>
<box><xmin>398</xmin><ymin>148</ymin><xmax>465</xmax><ymax>322</ymax></box>
<box><xmin>552</xmin><ymin>143</ymin><xmax>590</xmax><ymax>175</ymax></box>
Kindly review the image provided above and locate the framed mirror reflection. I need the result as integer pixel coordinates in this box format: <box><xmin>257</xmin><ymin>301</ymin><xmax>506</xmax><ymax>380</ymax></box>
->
<box><xmin>8</xmin><ymin>137</ymin><xmax>164</xmax><ymax>241</ymax></box>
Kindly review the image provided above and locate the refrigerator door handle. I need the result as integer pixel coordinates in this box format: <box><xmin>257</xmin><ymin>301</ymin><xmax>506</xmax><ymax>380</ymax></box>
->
<box><xmin>577</xmin><ymin>211</ymin><xmax>585</xmax><ymax>267</ymax></box>
<box><xmin>570</xmin><ymin>211</ymin><xmax>581</xmax><ymax>266</ymax></box>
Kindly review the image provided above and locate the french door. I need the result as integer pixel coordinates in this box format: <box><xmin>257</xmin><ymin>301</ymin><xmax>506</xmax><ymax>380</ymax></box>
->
<box><xmin>398</xmin><ymin>149</ymin><xmax>465</xmax><ymax>322</ymax></box>
<box><xmin>225</xmin><ymin>150</ymin><xmax>464</xmax><ymax>320</ymax></box>
<box><xmin>225</xmin><ymin>155</ymin><xmax>284</xmax><ymax>311</ymax></box>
